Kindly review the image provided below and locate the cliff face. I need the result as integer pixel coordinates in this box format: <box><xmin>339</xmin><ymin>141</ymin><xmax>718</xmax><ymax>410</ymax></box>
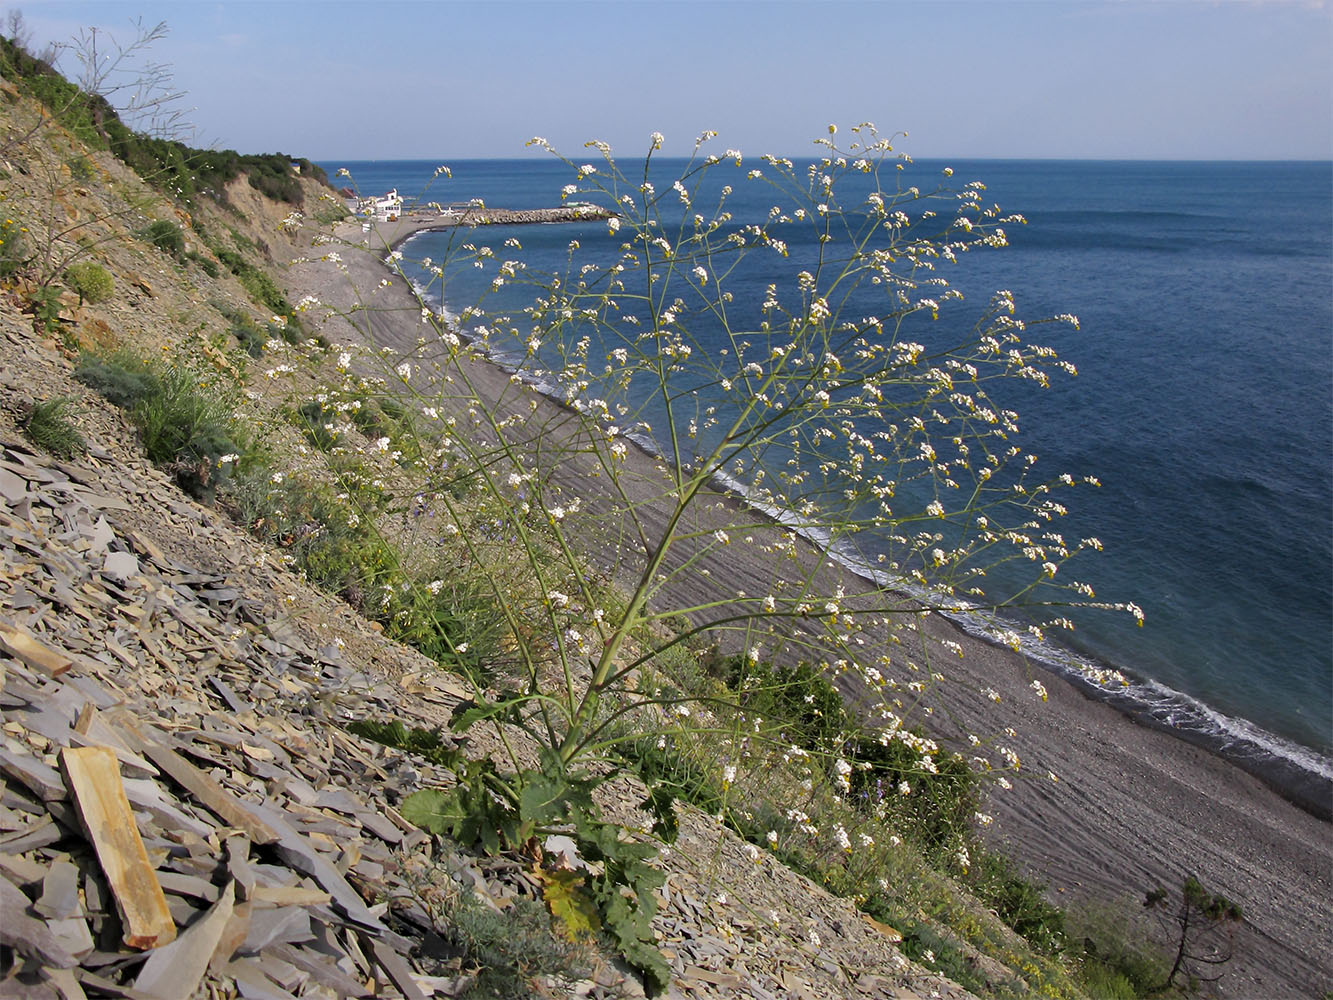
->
<box><xmin>0</xmin><ymin>69</ymin><xmax>996</xmax><ymax>1000</ymax></box>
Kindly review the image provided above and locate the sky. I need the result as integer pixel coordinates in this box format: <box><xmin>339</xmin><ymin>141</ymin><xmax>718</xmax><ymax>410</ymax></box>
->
<box><xmin>10</xmin><ymin>0</ymin><xmax>1332</xmax><ymax>161</ymax></box>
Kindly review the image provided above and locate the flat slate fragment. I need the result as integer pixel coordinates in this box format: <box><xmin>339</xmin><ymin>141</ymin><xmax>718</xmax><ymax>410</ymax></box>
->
<box><xmin>134</xmin><ymin>882</ymin><xmax>236</xmax><ymax>1000</ymax></box>
<box><xmin>0</xmin><ymin>873</ymin><xmax>79</xmax><ymax>968</ymax></box>
<box><xmin>0</xmin><ymin>622</ymin><xmax>73</xmax><ymax>677</ymax></box>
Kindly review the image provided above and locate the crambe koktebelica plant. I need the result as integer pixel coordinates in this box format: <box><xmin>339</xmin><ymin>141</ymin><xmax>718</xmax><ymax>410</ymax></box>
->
<box><xmin>290</xmin><ymin>125</ymin><xmax>1136</xmax><ymax>991</ymax></box>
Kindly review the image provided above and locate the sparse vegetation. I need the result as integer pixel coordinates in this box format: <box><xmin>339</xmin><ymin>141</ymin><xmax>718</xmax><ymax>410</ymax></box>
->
<box><xmin>0</xmin><ymin>216</ymin><xmax>29</xmax><ymax>278</ymax></box>
<box><xmin>419</xmin><ymin>876</ymin><xmax>589</xmax><ymax>998</ymax></box>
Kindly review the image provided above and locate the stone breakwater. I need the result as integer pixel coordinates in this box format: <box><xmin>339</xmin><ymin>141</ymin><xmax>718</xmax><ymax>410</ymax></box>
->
<box><xmin>444</xmin><ymin>205</ymin><xmax>615</xmax><ymax>226</ymax></box>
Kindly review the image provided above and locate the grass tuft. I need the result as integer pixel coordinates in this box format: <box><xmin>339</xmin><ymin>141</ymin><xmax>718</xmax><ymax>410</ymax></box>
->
<box><xmin>21</xmin><ymin>396</ymin><xmax>85</xmax><ymax>458</ymax></box>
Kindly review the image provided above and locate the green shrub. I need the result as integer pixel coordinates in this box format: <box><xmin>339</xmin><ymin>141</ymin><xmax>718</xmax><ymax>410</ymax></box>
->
<box><xmin>716</xmin><ymin>654</ymin><xmax>979</xmax><ymax>853</ymax></box>
<box><xmin>345</xmin><ymin>394</ymin><xmax>425</xmax><ymax>465</ymax></box>
<box><xmin>622</xmin><ymin>732</ymin><xmax>725</xmax><ymax>817</ymax></box>
<box><xmin>225</xmin><ymin>466</ymin><xmax>395</xmax><ymax>607</ymax></box>
<box><xmin>966</xmin><ymin>852</ymin><xmax>1067</xmax><ymax>954</ymax></box>
<box><xmin>215</xmin><ymin>247</ymin><xmax>300</xmax><ymax>333</ymax></box>
<box><xmin>296</xmin><ymin>400</ymin><xmax>341</xmax><ymax>451</ymax></box>
<box><xmin>21</xmin><ymin>397</ymin><xmax>84</xmax><ymax>458</ymax></box>
<box><xmin>63</xmin><ymin>261</ymin><xmax>114</xmax><ymax>304</ymax></box>
<box><xmin>718</xmin><ymin>657</ymin><xmax>848</xmax><ymax>754</ymax></box>
<box><xmin>141</xmin><ymin>219</ymin><xmax>184</xmax><ymax>259</ymax></box>
<box><xmin>132</xmin><ymin>363</ymin><xmax>248</xmax><ymax>498</ymax></box>
<box><xmin>1073</xmin><ymin>914</ymin><xmax>1170</xmax><ymax>999</ymax></box>
<box><xmin>232</xmin><ymin>321</ymin><xmax>267</xmax><ymax>358</ymax></box>
<box><xmin>894</xmin><ymin>918</ymin><xmax>990</xmax><ymax>996</ymax></box>
<box><xmin>26</xmin><ymin>286</ymin><xmax>64</xmax><ymax>337</ymax></box>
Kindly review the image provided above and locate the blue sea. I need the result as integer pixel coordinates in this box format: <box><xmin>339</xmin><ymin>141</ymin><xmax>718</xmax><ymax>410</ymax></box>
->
<box><xmin>322</xmin><ymin>157</ymin><xmax>1333</xmax><ymax>809</ymax></box>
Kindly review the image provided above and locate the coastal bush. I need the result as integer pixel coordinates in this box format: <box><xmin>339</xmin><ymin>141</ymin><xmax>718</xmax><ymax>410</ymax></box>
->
<box><xmin>216</xmin><ymin>247</ymin><xmax>302</xmax><ymax>335</ymax></box>
<box><xmin>25</xmin><ymin>285</ymin><xmax>65</xmax><ymax>339</ymax></box>
<box><xmin>296</xmin><ymin>399</ymin><xmax>342</xmax><ymax>451</ymax></box>
<box><xmin>279</xmin><ymin>128</ymin><xmax>1136</xmax><ymax>990</ymax></box>
<box><xmin>965</xmin><ymin>852</ymin><xmax>1067</xmax><ymax>954</ymax></box>
<box><xmin>1067</xmin><ymin>902</ymin><xmax>1170</xmax><ymax>999</ymax></box>
<box><xmin>63</xmin><ymin>260</ymin><xmax>113</xmax><ymax>304</ymax></box>
<box><xmin>66</xmin><ymin>154</ymin><xmax>95</xmax><ymax>182</ymax></box>
<box><xmin>187</xmin><ymin>250</ymin><xmax>220</xmax><ymax>278</ymax></box>
<box><xmin>75</xmin><ymin>347</ymin><xmax>159</xmax><ymax>407</ymax></box>
<box><xmin>140</xmin><ymin>218</ymin><xmax>184</xmax><ymax>258</ymax></box>
<box><xmin>226</xmin><ymin>465</ymin><xmax>395</xmax><ymax>603</ymax></box>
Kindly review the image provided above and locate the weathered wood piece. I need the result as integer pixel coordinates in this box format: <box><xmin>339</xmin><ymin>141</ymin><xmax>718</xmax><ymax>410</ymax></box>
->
<box><xmin>134</xmin><ymin>882</ymin><xmax>235</xmax><ymax>1000</ymax></box>
<box><xmin>0</xmin><ymin>621</ymin><xmax>73</xmax><ymax>677</ymax></box>
<box><xmin>58</xmin><ymin>746</ymin><xmax>176</xmax><ymax>950</ymax></box>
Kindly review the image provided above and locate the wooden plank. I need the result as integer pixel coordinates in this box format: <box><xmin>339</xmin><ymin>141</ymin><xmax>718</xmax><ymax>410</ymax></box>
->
<box><xmin>58</xmin><ymin>746</ymin><xmax>176</xmax><ymax>950</ymax></box>
<box><xmin>0</xmin><ymin>621</ymin><xmax>72</xmax><ymax>677</ymax></box>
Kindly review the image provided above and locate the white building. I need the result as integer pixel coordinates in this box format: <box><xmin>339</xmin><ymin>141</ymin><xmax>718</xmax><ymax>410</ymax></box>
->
<box><xmin>355</xmin><ymin>189</ymin><xmax>404</xmax><ymax>220</ymax></box>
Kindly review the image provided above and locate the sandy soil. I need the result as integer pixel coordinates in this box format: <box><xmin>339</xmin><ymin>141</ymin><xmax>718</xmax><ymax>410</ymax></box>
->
<box><xmin>283</xmin><ymin>215</ymin><xmax>1332</xmax><ymax>999</ymax></box>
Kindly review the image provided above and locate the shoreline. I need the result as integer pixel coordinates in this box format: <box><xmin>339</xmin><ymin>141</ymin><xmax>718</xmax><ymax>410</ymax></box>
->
<box><xmin>285</xmin><ymin>214</ymin><xmax>1333</xmax><ymax>998</ymax></box>
<box><xmin>372</xmin><ymin>212</ymin><xmax>1333</xmax><ymax>820</ymax></box>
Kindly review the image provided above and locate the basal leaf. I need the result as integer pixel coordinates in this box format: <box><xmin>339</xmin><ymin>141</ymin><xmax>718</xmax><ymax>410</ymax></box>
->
<box><xmin>538</xmin><ymin>869</ymin><xmax>600</xmax><ymax>941</ymax></box>
<box><xmin>400</xmin><ymin>787</ymin><xmax>465</xmax><ymax>835</ymax></box>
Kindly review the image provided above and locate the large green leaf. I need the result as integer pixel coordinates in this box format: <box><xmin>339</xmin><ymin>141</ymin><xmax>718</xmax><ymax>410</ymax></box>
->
<box><xmin>400</xmin><ymin>787</ymin><xmax>466</xmax><ymax>835</ymax></box>
<box><xmin>519</xmin><ymin>774</ymin><xmax>568</xmax><ymax>829</ymax></box>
